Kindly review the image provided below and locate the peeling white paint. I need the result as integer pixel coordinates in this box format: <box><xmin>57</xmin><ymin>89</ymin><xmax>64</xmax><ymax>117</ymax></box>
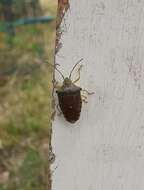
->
<box><xmin>52</xmin><ymin>0</ymin><xmax>144</xmax><ymax>189</ymax></box>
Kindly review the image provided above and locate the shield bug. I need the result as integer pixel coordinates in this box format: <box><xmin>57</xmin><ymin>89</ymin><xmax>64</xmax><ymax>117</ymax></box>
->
<box><xmin>55</xmin><ymin>59</ymin><xmax>84</xmax><ymax>123</ymax></box>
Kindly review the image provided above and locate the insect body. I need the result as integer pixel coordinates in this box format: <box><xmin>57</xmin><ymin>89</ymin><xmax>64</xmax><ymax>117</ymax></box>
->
<box><xmin>56</xmin><ymin>77</ymin><xmax>82</xmax><ymax>123</ymax></box>
<box><xmin>55</xmin><ymin>59</ymin><xmax>83</xmax><ymax>123</ymax></box>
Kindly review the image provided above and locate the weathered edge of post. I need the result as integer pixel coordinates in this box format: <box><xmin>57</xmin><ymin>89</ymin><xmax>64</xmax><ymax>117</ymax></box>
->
<box><xmin>48</xmin><ymin>1</ymin><xmax>70</xmax><ymax>190</ymax></box>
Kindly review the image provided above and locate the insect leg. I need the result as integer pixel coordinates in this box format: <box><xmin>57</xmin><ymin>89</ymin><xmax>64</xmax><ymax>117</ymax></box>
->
<box><xmin>73</xmin><ymin>65</ymin><xmax>83</xmax><ymax>84</ymax></box>
<box><xmin>81</xmin><ymin>95</ymin><xmax>88</xmax><ymax>103</ymax></box>
<box><xmin>56</xmin><ymin>104</ymin><xmax>62</xmax><ymax>116</ymax></box>
<box><xmin>53</xmin><ymin>79</ymin><xmax>62</xmax><ymax>90</ymax></box>
<box><xmin>51</xmin><ymin>110</ymin><xmax>56</xmax><ymax>120</ymax></box>
<box><xmin>82</xmin><ymin>89</ymin><xmax>95</xmax><ymax>95</ymax></box>
<box><xmin>81</xmin><ymin>89</ymin><xmax>94</xmax><ymax>103</ymax></box>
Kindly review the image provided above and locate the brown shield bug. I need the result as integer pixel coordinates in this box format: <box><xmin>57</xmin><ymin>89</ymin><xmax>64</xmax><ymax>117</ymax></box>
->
<box><xmin>55</xmin><ymin>59</ymin><xmax>84</xmax><ymax>123</ymax></box>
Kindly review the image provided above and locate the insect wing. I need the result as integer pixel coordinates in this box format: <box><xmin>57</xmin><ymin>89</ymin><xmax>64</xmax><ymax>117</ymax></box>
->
<box><xmin>57</xmin><ymin>90</ymin><xmax>82</xmax><ymax>123</ymax></box>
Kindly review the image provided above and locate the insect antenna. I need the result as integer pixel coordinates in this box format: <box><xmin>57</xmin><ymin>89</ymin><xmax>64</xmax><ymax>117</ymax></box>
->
<box><xmin>69</xmin><ymin>58</ymin><xmax>83</xmax><ymax>79</ymax></box>
<box><xmin>55</xmin><ymin>64</ymin><xmax>65</xmax><ymax>80</ymax></box>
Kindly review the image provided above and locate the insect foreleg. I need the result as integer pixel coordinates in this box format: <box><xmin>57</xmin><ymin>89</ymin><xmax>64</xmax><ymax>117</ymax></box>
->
<box><xmin>81</xmin><ymin>89</ymin><xmax>94</xmax><ymax>103</ymax></box>
<box><xmin>73</xmin><ymin>65</ymin><xmax>83</xmax><ymax>84</ymax></box>
<box><xmin>53</xmin><ymin>80</ymin><xmax>62</xmax><ymax>90</ymax></box>
<box><xmin>82</xmin><ymin>89</ymin><xmax>95</xmax><ymax>95</ymax></box>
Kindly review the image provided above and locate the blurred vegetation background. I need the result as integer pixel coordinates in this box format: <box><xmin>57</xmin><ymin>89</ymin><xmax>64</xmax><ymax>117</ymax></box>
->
<box><xmin>0</xmin><ymin>0</ymin><xmax>57</xmax><ymax>189</ymax></box>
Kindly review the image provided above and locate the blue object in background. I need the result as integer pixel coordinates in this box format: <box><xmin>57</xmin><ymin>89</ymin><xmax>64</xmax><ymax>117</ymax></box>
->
<box><xmin>0</xmin><ymin>16</ymin><xmax>55</xmax><ymax>35</ymax></box>
<box><xmin>14</xmin><ymin>16</ymin><xmax>54</xmax><ymax>26</ymax></box>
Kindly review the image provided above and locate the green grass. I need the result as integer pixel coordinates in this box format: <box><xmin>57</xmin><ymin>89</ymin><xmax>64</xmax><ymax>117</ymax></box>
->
<box><xmin>0</xmin><ymin>1</ymin><xmax>57</xmax><ymax>189</ymax></box>
<box><xmin>0</xmin><ymin>148</ymin><xmax>47</xmax><ymax>190</ymax></box>
<box><xmin>19</xmin><ymin>149</ymin><xmax>47</xmax><ymax>190</ymax></box>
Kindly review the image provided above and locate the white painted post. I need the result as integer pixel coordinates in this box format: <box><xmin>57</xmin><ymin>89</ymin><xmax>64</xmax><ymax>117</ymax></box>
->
<box><xmin>52</xmin><ymin>0</ymin><xmax>144</xmax><ymax>189</ymax></box>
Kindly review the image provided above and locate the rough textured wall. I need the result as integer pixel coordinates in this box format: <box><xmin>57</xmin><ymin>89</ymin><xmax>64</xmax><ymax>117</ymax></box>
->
<box><xmin>52</xmin><ymin>0</ymin><xmax>144</xmax><ymax>190</ymax></box>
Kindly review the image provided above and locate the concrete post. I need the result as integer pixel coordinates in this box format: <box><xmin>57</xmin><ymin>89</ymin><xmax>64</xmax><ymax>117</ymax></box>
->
<box><xmin>52</xmin><ymin>0</ymin><xmax>144</xmax><ymax>189</ymax></box>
